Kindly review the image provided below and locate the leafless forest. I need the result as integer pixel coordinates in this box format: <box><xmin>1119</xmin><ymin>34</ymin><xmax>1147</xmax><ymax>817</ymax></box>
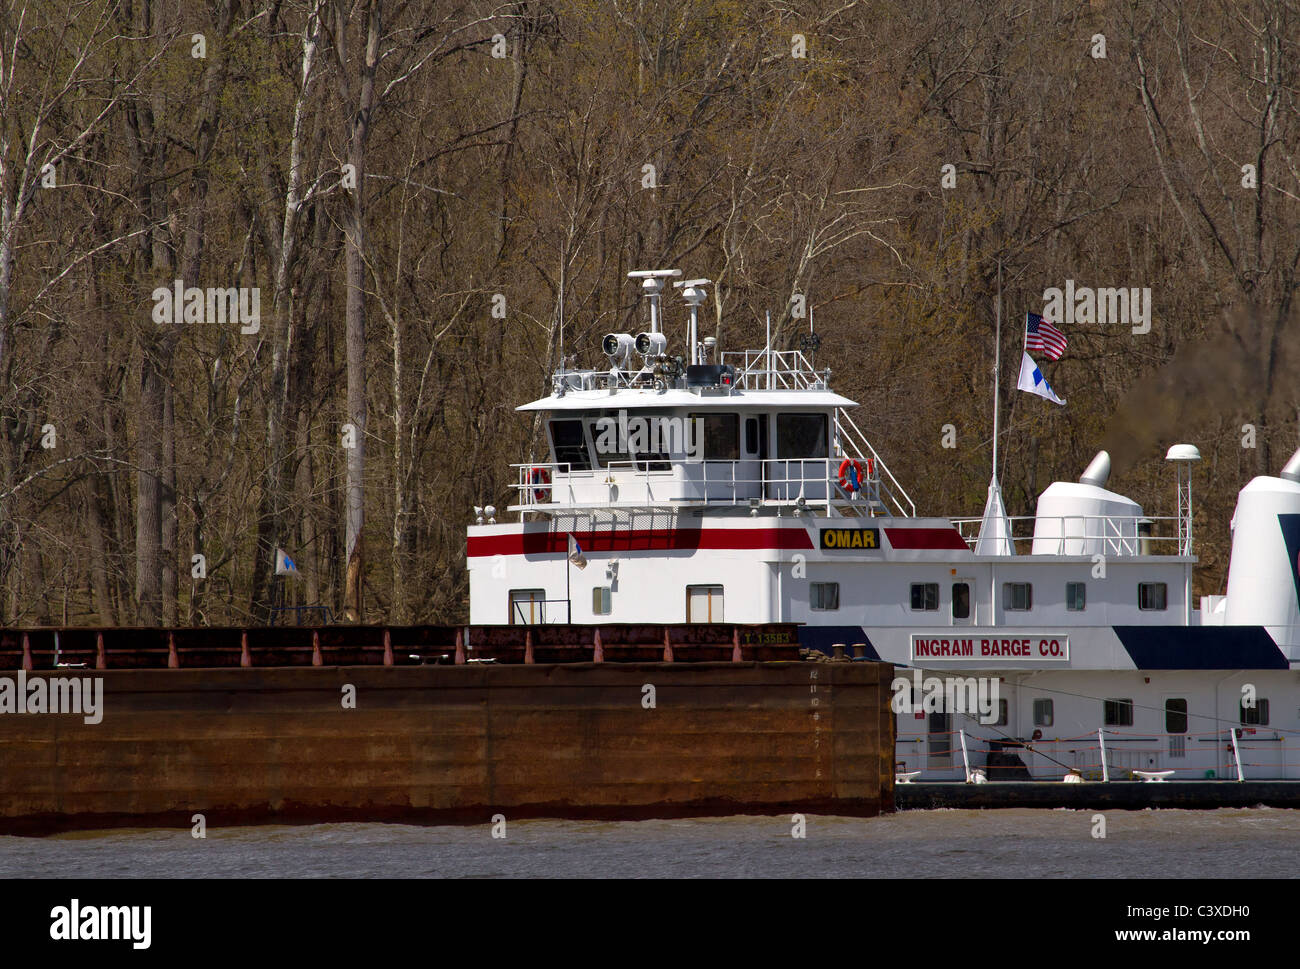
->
<box><xmin>0</xmin><ymin>0</ymin><xmax>1296</xmax><ymax>626</ymax></box>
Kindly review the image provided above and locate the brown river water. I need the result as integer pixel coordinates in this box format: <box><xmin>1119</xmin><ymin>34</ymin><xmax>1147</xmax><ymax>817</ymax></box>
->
<box><xmin>1</xmin><ymin>808</ymin><xmax>1297</xmax><ymax>878</ymax></box>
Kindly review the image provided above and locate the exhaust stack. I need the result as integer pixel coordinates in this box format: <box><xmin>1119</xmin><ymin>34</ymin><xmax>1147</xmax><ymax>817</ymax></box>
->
<box><xmin>1078</xmin><ymin>451</ymin><xmax>1111</xmax><ymax>488</ymax></box>
<box><xmin>1281</xmin><ymin>446</ymin><xmax>1300</xmax><ymax>483</ymax></box>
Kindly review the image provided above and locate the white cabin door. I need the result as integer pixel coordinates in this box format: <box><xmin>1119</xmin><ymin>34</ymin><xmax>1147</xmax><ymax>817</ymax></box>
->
<box><xmin>735</xmin><ymin>414</ymin><xmax>764</xmax><ymax>502</ymax></box>
<box><xmin>686</xmin><ymin>584</ymin><xmax>725</xmax><ymax>622</ymax></box>
<box><xmin>1164</xmin><ymin>696</ymin><xmax>1188</xmax><ymax>766</ymax></box>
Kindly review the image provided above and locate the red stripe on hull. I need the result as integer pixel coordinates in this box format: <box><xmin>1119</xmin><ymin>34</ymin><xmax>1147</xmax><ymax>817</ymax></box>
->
<box><xmin>468</xmin><ymin>528</ymin><xmax>814</xmax><ymax>557</ymax></box>
<box><xmin>883</xmin><ymin>527</ymin><xmax>968</xmax><ymax>550</ymax></box>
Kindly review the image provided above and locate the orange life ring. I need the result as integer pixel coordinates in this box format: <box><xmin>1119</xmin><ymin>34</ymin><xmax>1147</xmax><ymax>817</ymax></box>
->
<box><xmin>529</xmin><ymin>466</ymin><xmax>551</xmax><ymax>503</ymax></box>
<box><xmin>837</xmin><ymin>458</ymin><xmax>865</xmax><ymax>492</ymax></box>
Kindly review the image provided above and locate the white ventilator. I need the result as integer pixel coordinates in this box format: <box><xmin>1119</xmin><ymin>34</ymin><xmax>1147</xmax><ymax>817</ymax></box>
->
<box><xmin>1031</xmin><ymin>451</ymin><xmax>1144</xmax><ymax>556</ymax></box>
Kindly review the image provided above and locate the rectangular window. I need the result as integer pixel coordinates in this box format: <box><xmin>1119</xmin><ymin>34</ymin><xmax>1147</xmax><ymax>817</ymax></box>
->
<box><xmin>1033</xmin><ymin>698</ymin><xmax>1054</xmax><ymax>727</ymax></box>
<box><xmin>548</xmin><ymin>419</ymin><xmax>592</xmax><ymax>470</ymax></box>
<box><xmin>696</xmin><ymin>413</ymin><xmax>739</xmax><ymax>460</ymax></box>
<box><xmin>745</xmin><ymin>418</ymin><xmax>760</xmax><ymax>455</ymax></box>
<box><xmin>592</xmin><ymin>586</ymin><xmax>612</xmax><ymax>616</ymax></box>
<box><xmin>1104</xmin><ymin>698</ymin><xmax>1134</xmax><ymax>727</ymax></box>
<box><xmin>994</xmin><ymin>700</ymin><xmax>1009</xmax><ymax>728</ymax></box>
<box><xmin>775</xmin><ymin>413</ymin><xmax>828</xmax><ymax>459</ymax></box>
<box><xmin>1003</xmin><ymin>582</ymin><xmax>1033</xmax><ymax>611</ymax></box>
<box><xmin>508</xmin><ymin>589</ymin><xmax>547</xmax><ymax>625</ymax></box>
<box><xmin>589</xmin><ymin>410</ymin><xmax>671</xmax><ymax>470</ymax></box>
<box><xmin>910</xmin><ymin>582</ymin><xmax>939</xmax><ymax>611</ymax></box>
<box><xmin>810</xmin><ymin>582</ymin><xmax>840</xmax><ymax>611</ymax></box>
<box><xmin>1139</xmin><ymin>582</ymin><xmax>1168</xmax><ymax>610</ymax></box>
<box><xmin>1066</xmin><ymin>581</ymin><xmax>1086</xmax><ymax>611</ymax></box>
<box><xmin>1240</xmin><ymin>698</ymin><xmax>1270</xmax><ymax>726</ymax></box>
<box><xmin>686</xmin><ymin>585</ymin><xmax>724</xmax><ymax>623</ymax></box>
<box><xmin>951</xmin><ymin>582</ymin><xmax>970</xmax><ymax>620</ymax></box>
<box><xmin>1165</xmin><ymin>698</ymin><xmax>1188</xmax><ymax>734</ymax></box>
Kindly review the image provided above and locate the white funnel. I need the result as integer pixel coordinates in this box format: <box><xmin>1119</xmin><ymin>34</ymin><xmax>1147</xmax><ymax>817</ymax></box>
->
<box><xmin>1078</xmin><ymin>451</ymin><xmax>1111</xmax><ymax>488</ymax></box>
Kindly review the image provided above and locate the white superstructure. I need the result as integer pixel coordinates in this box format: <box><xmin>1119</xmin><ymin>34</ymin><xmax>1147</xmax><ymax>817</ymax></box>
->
<box><xmin>468</xmin><ymin>271</ymin><xmax>1300</xmax><ymax>781</ymax></box>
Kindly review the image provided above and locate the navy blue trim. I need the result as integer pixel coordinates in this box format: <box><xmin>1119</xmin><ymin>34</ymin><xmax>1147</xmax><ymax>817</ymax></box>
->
<box><xmin>1114</xmin><ymin>625</ymin><xmax>1288</xmax><ymax>669</ymax></box>
<box><xmin>1281</xmin><ymin>514</ymin><xmax>1300</xmax><ymax>609</ymax></box>
<box><xmin>796</xmin><ymin>625</ymin><xmax>881</xmax><ymax>660</ymax></box>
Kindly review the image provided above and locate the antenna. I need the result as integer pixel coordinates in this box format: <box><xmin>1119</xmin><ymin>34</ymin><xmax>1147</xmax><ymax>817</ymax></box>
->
<box><xmin>765</xmin><ymin>310</ymin><xmax>772</xmax><ymax>389</ymax></box>
<box><xmin>628</xmin><ymin>269</ymin><xmax>681</xmax><ymax>335</ymax></box>
<box><xmin>673</xmin><ymin>278</ymin><xmax>710</xmax><ymax>365</ymax></box>
<box><xmin>558</xmin><ymin>244</ymin><xmax>565</xmax><ymax>370</ymax></box>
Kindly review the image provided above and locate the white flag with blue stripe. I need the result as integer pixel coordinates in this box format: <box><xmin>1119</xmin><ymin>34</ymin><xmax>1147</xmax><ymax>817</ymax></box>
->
<box><xmin>1016</xmin><ymin>352</ymin><xmax>1065</xmax><ymax>406</ymax></box>
<box><xmin>275</xmin><ymin>548</ymin><xmax>298</xmax><ymax>575</ymax></box>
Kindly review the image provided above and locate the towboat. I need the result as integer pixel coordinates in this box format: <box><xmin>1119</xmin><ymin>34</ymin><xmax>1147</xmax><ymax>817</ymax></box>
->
<box><xmin>467</xmin><ymin>270</ymin><xmax>1300</xmax><ymax>781</ymax></box>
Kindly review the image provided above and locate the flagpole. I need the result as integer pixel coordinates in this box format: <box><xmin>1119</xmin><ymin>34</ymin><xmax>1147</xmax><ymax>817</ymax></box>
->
<box><xmin>992</xmin><ymin>256</ymin><xmax>1002</xmax><ymax>484</ymax></box>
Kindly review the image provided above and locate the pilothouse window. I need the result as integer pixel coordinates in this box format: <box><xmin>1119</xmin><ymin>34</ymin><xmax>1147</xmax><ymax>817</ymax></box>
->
<box><xmin>775</xmin><ymin>413</ymin><xmax>828</xmax><ymax>459</ymax></box>
<box><xmin>588</xmin><ymin>410</ymin><xmax>671</xmax><ymax>471</ymax></box>
<box><xmin>548</xmin><ymin>419</ymin><xmax>592</xmax><ymax>471</ymax></box>
<box><xmin>691</xmin><ymin>413</ymin><xmax>739</xmax><ymax>460</ymax></box>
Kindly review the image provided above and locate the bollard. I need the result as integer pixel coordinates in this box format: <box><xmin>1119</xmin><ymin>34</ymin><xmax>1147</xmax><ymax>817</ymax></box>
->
<box><xmin>832</xmin><ymin>642</ymin><xmax>846</xmax><ymax>661</ymax></box>
<box><xmin>95</xmin><ymin>631</ymin><xmax>106</xmax><ymax>670</ymax></box>
<box><xmin>851</xmin><ymin>643</ymin><xmax>866</xmax><ymax>660</ymax></box>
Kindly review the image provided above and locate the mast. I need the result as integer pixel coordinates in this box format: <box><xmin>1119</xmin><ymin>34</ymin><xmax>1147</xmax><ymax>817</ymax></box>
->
<box><xmin>992</xmin><ymin>256</ymin><xmax>1002</xmax><ymax>483</ymax></box>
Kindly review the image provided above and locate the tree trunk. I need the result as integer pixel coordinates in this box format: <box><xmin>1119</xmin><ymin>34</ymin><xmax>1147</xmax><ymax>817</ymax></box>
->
<box><xmin>337</xmin><ymin>0</ymin><xmax>379</xmax><ymax>622</ymax></box>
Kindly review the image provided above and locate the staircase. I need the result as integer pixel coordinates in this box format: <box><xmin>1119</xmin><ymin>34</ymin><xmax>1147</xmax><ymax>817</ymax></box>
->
<box><xmin>833</xmin><ymin>408</ymin><xmax>916</xmax><ymax>518</ymax></box>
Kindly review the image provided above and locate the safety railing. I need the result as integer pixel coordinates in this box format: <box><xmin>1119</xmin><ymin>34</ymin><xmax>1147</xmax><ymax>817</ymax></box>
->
<box><xmin>895</xmin><ymin>722</ymin><xmax>1296</xmax><ymax>781</ymax></box>
<box><xmin>720</xmin><ymin>349</ymin><xmax>828</xmax><ymax>390</ymax></box>
<box><xmin>949</xmin><ymin>514</ymin><xmax>1185</xmax><ymax>556</ymax></box>
<box><xmin>508</xmin><ymin>456</ymin><xmax>885</xmax><ymax>512</ymax></box>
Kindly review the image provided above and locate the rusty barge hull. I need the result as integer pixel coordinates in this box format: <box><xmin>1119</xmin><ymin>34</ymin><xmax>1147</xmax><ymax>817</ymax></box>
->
<box><xmin>0</xmin><ymin>625</ymin><xmax>894</xmax><ymax>835</ymax></box>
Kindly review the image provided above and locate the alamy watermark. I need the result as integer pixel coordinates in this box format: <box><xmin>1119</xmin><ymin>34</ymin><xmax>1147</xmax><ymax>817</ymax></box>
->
<box><xmin>1042</xmin><ymin>279</ymin><xmax>1151</xmax><ymax>335</ymax></box>
<box><xmin>891</xmin><ymin>670</ymin><xmax>1000</xmax><ymax>725</ymax></box>
<box><xmin>50</xmin><ymin>899</ymin><xmax>150</xmax><ymax>949</ymax></box>
<box><xmin>151</xmin><ymin>279</ymin><xmax>261</xmax><ymax>334</ymax></box>
<box><xmin>593</xmin><ymin>410</ymin><xmax>703</xmax><ymax>462</ymax></box>
<box><xmin>0</xmin><ymin>671</ymin><xmax>103</xmax><ymax>724</ymax></box>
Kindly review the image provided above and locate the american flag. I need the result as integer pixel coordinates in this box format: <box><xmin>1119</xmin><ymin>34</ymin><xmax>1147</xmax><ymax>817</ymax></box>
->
<box><xmin>1025</xmin><ymin>312</ymin><xmax>1067</xmax><ymax>360</ymax></box>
